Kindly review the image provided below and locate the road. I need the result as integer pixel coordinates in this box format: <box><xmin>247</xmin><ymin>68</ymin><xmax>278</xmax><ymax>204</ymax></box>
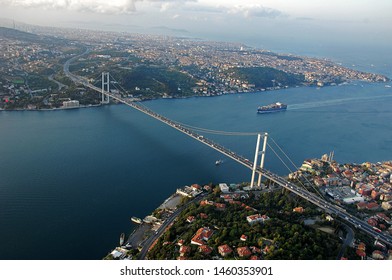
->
<box><xmin>336</xmin><ymin>223</ymin><xmax>355</xmax><ymax>259</ymax></box>
<box><xmin>138</xmin><ymin>194</ymin><xmax>206</xmax><ymax>260</ymax></box>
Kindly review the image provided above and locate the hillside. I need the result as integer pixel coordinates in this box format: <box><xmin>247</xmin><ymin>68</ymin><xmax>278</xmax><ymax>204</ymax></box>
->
<box><xmin>225</xmin><ymin>67</ymin><xmax>305</xmax><ymax>89</ymax></box>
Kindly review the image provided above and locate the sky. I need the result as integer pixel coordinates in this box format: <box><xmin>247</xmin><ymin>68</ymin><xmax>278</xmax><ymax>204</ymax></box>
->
<box><xmin>1</xmin><ymin>0</ymin><xmax>392</xmax><ymax>54</ymax></box>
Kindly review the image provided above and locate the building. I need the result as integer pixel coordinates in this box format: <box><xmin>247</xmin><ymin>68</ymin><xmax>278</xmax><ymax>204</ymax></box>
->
<box><xmin>62</xmin><ymin>100</ymin><xmax>79</xmax><ymax>109</ymax></box>
<box><xmin>237</xmin><ymin>246</ymin><xmax>252</xmax><ymax>258</ymax></box>
<box><xmin>179</xmin><ymin>246</ymin><xmax>191</xmax><ymax>257</ymax></box>
<box><xmin>381</xmin><ymin>200</ymin><xmax>392</xmax><ymax>211</ymax></box>
<box><xmin>240</xmin><ymin>234</ymin><xmax>248</xmax><ymax>241</ymax></box>
<box><xmin>293</xmin><ymin>207</ymin><xmax>304</xmax><ymax>213</ymax></box>
<box><xmin>366</xmin><ymin>202</ymin><xmax>379</xmax><ymax>211</ymax></box>
<box><xmin>246</xmin><ymin>214</ymin><xmax>270</xmax><ymax>225</ymax></box>
<box><xmin>219</xmin><ymin>183</ymin><xmax>230</xmax><ymax>193</ymax></box>
<box><xmin>199</xmin><ymin>245</ymin><xmax>212</xmax><ymax>255</ymax></box>
<box><xmin>218</xmin><ymin>244</ymin><xmax>233</xmax><ymax>257</ymax></box>
<box><xmin>191</xmin><ymin>227</ymin><xmax>214</xmax><ymax>246</ymax></box>
<box><xmin>176</xmin><ymin>185</ymin><xmax>203</xmax><ymax>197</ymax></box>
<box><xmin>372</xmin><ymin>250</ymin><xmax>385</xmax><ymax>260</ymax></box>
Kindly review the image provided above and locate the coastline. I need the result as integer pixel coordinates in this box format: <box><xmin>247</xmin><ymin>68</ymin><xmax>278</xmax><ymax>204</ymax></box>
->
<box><xmin>0</xmin><ymin>103</ymin><xmax>102</xmax><ymax>112</ymax></box>
<box><xmin>104</xmin><ymin>192</ymin><xmax>186</xmax><ymax>260</ymax></box>
<box><xmin>3</xmin><ymin>79</ymin><xmax>388</xmax><ymax>112</ymax></box>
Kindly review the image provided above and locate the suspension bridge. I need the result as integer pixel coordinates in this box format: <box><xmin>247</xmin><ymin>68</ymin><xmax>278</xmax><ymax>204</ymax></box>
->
<box><xmin>63</xmin><ymin>56</ymin><xmax>392</xmax><ymax>247</ymax></box>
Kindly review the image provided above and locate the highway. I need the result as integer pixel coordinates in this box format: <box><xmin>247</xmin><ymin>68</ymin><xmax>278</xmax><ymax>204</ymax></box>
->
<box><xmin>138</xmin><ymin>193</ymin><xmax>207</xmax><ymax>260</ymax></box>
<box><xmin>63</xmin><ymin>55</ymin><xmax>392</xmax><ymax>248</ymax></box>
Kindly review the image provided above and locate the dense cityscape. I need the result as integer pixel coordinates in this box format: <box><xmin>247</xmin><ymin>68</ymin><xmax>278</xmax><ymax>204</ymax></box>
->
<box><xmin>1</xmin><ymin>25</ymin><xmax>388</xmax><ymax>110</ymax></box>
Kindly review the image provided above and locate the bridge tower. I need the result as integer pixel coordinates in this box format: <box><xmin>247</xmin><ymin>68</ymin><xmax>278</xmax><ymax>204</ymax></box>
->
<box><xmin>250</xmin><ymin>133</ymin><xmax>268</xmax><ymax>188</ymax></box>
<box><xmin>101</xmin><ymin>72</ymin><xmax>110</xmax><ymax>104</ymax></box>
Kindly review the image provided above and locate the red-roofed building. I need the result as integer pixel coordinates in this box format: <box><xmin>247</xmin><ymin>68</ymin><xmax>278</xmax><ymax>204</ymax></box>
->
<box><xmin>366</xmin><ymin>202</ymin><xmax>379</xmax><ymax>211</ymax></box>
<box><xmin>218</xmin><ymin>244</ymin><xmax>233</xmax><ymax>257</ymax></box>
<box><xmin>187</xmin><ymin>216</ymin><xmax>196</xmax><ymax>223</ymax></box>
<box><xmin>177</xmin><ymin>239</ymin><xmax>185</xmax><ymax>246</ymax></box>
<box><xmin>199</xmin><ymin>245</ymin><xmax>212</xmax><ymax>255</ymax></box>
<box><xmin>247</xmin><ymin>214</ymin><xmax>270</xmax><ymax>225</ymax></box>
<box><xmin>342</xmin><ymin>170</ymin><xmax>353</xmax><ymax>179</ymax></box>
<box><xmin>250</xmin><ymin>255</ymin><xmax>260</xmax><ymax>260</ymax></box>
<box><xmin>367</xmin><ymin>218</ymin><xmax>378</xmax><ymax>226</ymax></box>
<box><xmin>179</xmin><ymin>245</ymin><xmax>191</xmax><ymax>257</ymax></box>
<box><xmin>293</xmin><ymin>207</ymin><xmax>304</xmax><ymax>213</ymax></box>
<box><xmin>357</xmin><ymin>242</ymin><xmax>366</xmax><ymax>251</ymax></box>
<box><xmin>240</xmin><ymin>234</ymin><xmax>248</xmax><ymax>241</ymax></box>
<box><xmin>199</xmin><ymin>213</ymin><xmax>208</xmax><ymax>219</ymax></box>
<box><xmin>237</xmin><ymin>246</ymin><xmax>252</xmax><ymax>258</ymax></box>
<box><xmin>191</xmin><ymin>184</ymin><xmax>201</xmax><ymax>190</ymax></box>
<box><xmin>356</xmin><ymin>249</ymin><xmax>366</xmax><ymax>258</ymax></box>
<box><xmin>314</xmin><ymin>177</ymin><xmax>325</xmax><ymax>187</ymax></box>
<box><xmin>200</xmin><ymin>200</ymin><xmax>214</xmax><ymax>206</ymax></box>
<box><xmin>357</xmin><ymin>202</ymin><xmax>367</xmax><ymax>210</ymax></box>
<box><xmin>215</xmin><ymin>203</ymin><xmax>226</xmax><ymax>210</ymax></box>
<box><xmin>372</xmin><ymin>250</ymin><xmax>385</xmax><ymax>260</ymax></box>
<box><xmin>371</xmin><ymin>190</ymin><xmax>381</xmax><ymax>200</ymax></box>
<box><xmin>191</xmin><ymin>227</ymin><xmax>214</xmax><ymax>246</ymax></box>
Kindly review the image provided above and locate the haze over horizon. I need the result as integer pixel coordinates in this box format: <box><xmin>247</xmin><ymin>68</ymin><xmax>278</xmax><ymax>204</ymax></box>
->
<box><xmin>1</xmin><ymin>1</ymin><xmax>391</xmax><ymax>48</ymax></box>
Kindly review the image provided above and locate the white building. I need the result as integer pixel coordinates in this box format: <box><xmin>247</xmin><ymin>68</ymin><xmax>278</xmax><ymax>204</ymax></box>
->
<box><xmin>219</xmin><ymin>183</ymin><xmax>230</xmax><ymax>193</ymax></box>
<box><xmin>62</xmin><ymin>100</ymin><xmax>79</xmax><ymax>109</ymax></box>
<box><xmin>246</xmin><ymin>214</ymin><xmax>270</xmax><ymax>225</ymax></box>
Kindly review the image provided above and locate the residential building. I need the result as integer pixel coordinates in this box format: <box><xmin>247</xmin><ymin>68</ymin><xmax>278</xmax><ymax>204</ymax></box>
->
<box><xmin>237</xmin><ymin>246</ymin><xmax>252</xmax><ymax>258</ymax></box>
<box><xmin>191</xmin><ymin>227</ymin><xmax>214</xmax><ymax>246</ymax></box>
<box><xmin>218</xmin><ymin>244</ymin><xmax>233</xmax><ymax>257</ymax></box>
<box><xmin>246</xmin><ymin>214</ymin><xmax>270</xmax><ymax>225</ymax></box>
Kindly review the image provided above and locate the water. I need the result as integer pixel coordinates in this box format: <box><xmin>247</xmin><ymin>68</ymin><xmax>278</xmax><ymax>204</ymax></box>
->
<box><xmin>1</xmin><ymin>58</ymin><xmax>392</xmax><ymax>260</ymax></box>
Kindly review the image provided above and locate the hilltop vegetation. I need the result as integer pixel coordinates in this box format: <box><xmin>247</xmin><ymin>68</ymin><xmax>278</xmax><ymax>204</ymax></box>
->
<box><xmin>119</xmin><ymin>66</ymin><xmax>198</xmax><ymax>98</ymax></box>
<box><xmin>147</xmin><ymin>186</ymin><xmax>345</xmax><ymax>260</ymax></box>
<box><xmin>225</xmin><ymin>67</ymin><xmax>305</xmax><ymax>89</ymax></box>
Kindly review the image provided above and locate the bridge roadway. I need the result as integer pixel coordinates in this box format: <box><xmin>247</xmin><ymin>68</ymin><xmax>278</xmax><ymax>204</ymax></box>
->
<box><xmin>64</xmin><ymin>59</ymin><xmax>392</xmax><ymax>247</ymax></box>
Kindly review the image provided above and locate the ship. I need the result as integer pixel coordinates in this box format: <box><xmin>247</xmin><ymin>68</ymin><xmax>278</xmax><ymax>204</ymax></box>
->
<box><xmin>257</xmin><ymin>102</ymin><xmax>287</xmax><ymax>114</ymax></box>
<box><xmin>120</xmin><ymin>232</ymin><xmax>125</xmax><ymax>246</ymax></box>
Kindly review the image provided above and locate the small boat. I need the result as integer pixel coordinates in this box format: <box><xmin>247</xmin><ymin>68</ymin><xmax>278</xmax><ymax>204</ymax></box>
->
<box><xmin>120</xmin><ymin>232</ymin><xmax>125</xmax><ymax>246</ymax></box>
<box><xmin>130</xmin><ymin>216</ymin><xmax>143</xmax><ymax>224</ymax></box>
<box><xmin>215</xmin><ymin>159</ymin><xmax>223</xmax><ymax>165</ymax></box>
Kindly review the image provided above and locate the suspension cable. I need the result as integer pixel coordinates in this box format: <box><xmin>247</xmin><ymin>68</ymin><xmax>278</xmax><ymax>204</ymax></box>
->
<box><xmin>269</xmin><ymin>136</ymin><xmax>300</xmax><ymax>171</ymax></box>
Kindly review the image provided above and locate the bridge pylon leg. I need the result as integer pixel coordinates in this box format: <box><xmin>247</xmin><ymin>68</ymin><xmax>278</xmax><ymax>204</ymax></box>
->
<box><xmin>101</xmin><ymin>72</ymin><xmax>110</xmax><ymax>104</ymax></box>
<box><xmin>257</xmin><ymin>133</ymin><xmax>268</xmax><ymax>187</ymax></box>
<box><xmin>250</xmin><ymin>133</ymin><xmax>261</xmax><ymax>188</ymax></box>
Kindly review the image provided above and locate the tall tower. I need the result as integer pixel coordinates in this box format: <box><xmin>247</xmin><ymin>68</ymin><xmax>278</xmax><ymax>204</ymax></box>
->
<box><xmin>101</xmin><ymin>72</ymin><xmax>110</xmax><ymax>104</ymax></box>
<box><xmin>250</xmin><ymin>133</ymin><xmax>268</xmax><ymax>188</ymax></box>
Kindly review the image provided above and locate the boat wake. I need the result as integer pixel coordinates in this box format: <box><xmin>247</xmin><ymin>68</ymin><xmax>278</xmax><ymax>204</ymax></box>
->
<box><xmin>289</xmin><ymin>94</ymin><xmax>392</xmax><ymax>111</ymax></box>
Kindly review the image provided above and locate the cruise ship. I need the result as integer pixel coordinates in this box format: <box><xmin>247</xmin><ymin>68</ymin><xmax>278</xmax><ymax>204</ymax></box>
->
<box><xmin>257</xmin><ymin>102</ymin><xmax>287</xmax><ymax>114</ymax></box>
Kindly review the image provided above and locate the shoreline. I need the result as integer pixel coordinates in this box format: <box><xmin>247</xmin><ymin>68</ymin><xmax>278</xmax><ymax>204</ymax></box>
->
<box><xmin>2</xmin><ymin>79</ymin><xmax>387</xmax><ymax>112</ymax></box>
<box><xmin>0</xmin><ymin>103</ymin><xmax>102</xmax><ymax>112</ymax></box>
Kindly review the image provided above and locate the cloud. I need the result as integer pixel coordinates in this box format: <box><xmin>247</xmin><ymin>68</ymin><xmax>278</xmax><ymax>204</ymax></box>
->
<box><xmin>1</xmin><ymin>0</ymin><xmax>196</xmax><ymax>14</ymax></box>
<box><xmin>296</xmin><ymin>17</ymin><xmax>314</xmax><ymax>21</ymax></box>
<box><xmin>227</xmin><ymin>5</ymin><xmax>283</xmax><ymax>19</ymax></box>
